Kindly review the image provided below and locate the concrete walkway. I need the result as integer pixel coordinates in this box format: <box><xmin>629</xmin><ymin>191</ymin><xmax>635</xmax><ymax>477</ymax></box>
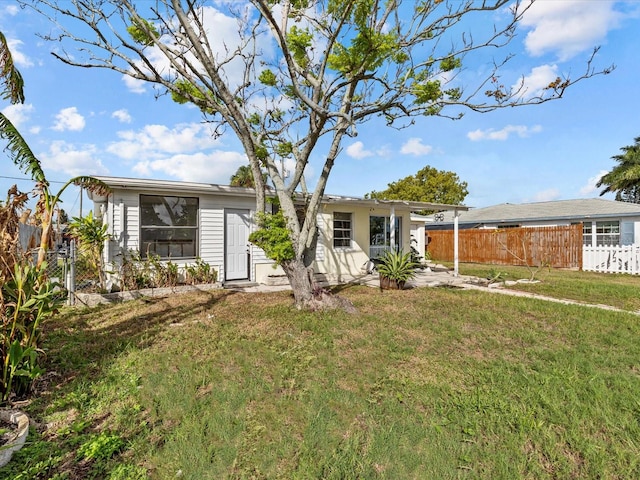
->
<box><xmin>223</xmin><ymin>266</ymin><xmax>470</xmax><ymax>293</ymax></box>
<box><xmin>460</xmin><ymin>283</ymin><xmax>640</xmax><ymax>315</ymax></box>
<box><xmin>224</xmin><ymin>268</ymin><xmax>640</xmax><ymax>316</ymax></box>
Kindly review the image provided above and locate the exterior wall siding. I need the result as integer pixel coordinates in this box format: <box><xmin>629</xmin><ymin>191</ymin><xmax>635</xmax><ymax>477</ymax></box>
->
<box><xmin>316</xmin><ymin>204</ymin><xmax>413</xmax><ymax>280</ymax></box>
<box><xmin>100</xmin><ymin>188</ymin><xmax>265</xmax><ymax>283</ymax></box>
<box><xmin>96</xmin><ymin>185</ymin><xmax>418</xmax><ymax>285</ymax></box>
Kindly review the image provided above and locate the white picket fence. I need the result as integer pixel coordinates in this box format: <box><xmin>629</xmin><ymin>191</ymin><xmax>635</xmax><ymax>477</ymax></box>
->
<box><xmin>583</xmin><ymin>245</ymin><xmax>640</xmax><ymax>274</ymax></box>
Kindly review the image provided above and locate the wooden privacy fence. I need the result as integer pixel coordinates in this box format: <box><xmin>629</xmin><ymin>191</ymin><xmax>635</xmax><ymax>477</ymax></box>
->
<box><xmin>426</xmin><ymin>224</ymin><xmax>583</xmax><ymax>269</ymax></box>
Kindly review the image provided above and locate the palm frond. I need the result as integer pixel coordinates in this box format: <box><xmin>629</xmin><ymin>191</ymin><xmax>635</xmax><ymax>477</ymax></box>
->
<box><xmin>0</xmin><ymin>31</ymin><xmax>25</xmax><ymax>104</ymax></box>
<box><xmin>598</xmin><ymin>138</ymin><xmax>640</xmax><ymax>198</ymax></box>
<box><xmin>0</xmin><ymin>112</ymin><xmax>46</xmax><ymax>183</ymax></box>
<box><xmin>72</xmin><ymin>176</ymin><xmax>111</xmax><ymax>197</ymax></box>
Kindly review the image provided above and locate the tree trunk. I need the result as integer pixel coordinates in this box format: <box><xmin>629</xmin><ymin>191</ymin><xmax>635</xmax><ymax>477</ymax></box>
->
<box><xmin>281</xmin><ymin>258</ymin><xmax>314</xmax><ymax>309</ymax></box>
<box><xmin>281</xmin><ymin>257</ymin><xmax>356</xmax><ymax>313</ymax></box>
<box><xmin>36</xmin><ymin>218</ymin><xmax>52</xmax><ymax>269</ymax></box>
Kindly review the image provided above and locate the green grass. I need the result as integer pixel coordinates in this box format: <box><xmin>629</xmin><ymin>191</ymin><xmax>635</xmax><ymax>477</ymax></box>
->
<box><xmin>456</xmin><ymin>263</ymin><xmax>640</xmax><ymax>311</ymax></box>
<box><xmin>3</xmin><ymin>273</ymin><xmax>640</xmax><ymax>478</ymax></box>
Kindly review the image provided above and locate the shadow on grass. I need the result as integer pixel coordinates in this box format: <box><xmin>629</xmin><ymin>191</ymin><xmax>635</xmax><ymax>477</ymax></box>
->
<box><xmin>34</xmin><ymin>289</ymin><xmax>239</xmax><ymax>405</ymax></box>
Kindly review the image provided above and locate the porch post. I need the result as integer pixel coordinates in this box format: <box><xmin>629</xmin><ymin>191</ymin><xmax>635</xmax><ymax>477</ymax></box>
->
<box><xmin>454</xmin><ymin>209</ymin><xmax>459</xmax><ymax>277</ymax></box>
<box><xmin>390</xmin><ymin>205</ymin><xmax>396</xmax><ymax>251</ymax></box>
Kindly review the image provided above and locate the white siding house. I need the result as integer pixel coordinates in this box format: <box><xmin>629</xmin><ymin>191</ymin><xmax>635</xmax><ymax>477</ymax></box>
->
<box><xmin>90</xmin><ymin>176</ymin><xmax>468</xmax><ymax>286</ymax></box>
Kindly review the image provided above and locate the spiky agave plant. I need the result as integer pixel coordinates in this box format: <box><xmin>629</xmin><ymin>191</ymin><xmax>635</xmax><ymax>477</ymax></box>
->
<box><xmin>377</xmin><ymin>249</ymin><xmax>418</xmax><ymax>289</ymax></box>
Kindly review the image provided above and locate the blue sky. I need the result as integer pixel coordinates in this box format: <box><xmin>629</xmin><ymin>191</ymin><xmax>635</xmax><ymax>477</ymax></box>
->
<box><xmin>2</xmin><ymin>1</ymin><xmax>640</xmax><ymax>218</ymax></box>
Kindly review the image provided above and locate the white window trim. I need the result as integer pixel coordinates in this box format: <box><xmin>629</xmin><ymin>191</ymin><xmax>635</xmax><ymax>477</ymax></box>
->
<box><xmin>333</xmin><ymin>212</ymin><xmax>353</xmax><ymax>249</ymax></box>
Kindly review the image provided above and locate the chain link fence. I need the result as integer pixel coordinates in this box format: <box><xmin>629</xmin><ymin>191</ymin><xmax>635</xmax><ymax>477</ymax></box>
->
<box><xmin>40</xmin><ymin>239</ymin><xmax>102</xmax><ymax>306</ymax></box>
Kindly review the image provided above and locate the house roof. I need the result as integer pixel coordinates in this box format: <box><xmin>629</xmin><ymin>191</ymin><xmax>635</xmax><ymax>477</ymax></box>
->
<box><xmin>437</xmin><ymin>198</ymin><xmax>640</xmax><ymax>225</ymax></box>
<box><xmin>90</xmin><ymin>176</ymin><xmax>469</xmax><ymax>213</ymax></box>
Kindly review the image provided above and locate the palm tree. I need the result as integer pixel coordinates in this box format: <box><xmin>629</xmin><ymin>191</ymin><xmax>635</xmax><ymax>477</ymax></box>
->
<box><xmin>597</xmin><ymin>137</ymin><xmax>640</xmax><ymax>203</ymax></box>
<box><xmin>230</xmin><ymin>165</ymin><xmax>256</xmax><ymax>188</ymax></box>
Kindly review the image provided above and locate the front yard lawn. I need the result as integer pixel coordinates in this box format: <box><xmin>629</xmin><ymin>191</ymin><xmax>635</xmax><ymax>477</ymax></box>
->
<box><xmin>457</xmin><ymin>263</ymin><xmax>640</xmax><ymax>312</ymax></box>
<box><xmin>3</xmin><ymin>271</ymin><xmax>640</xmax><ymax>479</ymax></box>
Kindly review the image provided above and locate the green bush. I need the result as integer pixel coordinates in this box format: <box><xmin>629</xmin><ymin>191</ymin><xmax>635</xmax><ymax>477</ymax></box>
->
<box><xmin>121</xmin><ymin>251</ymin><xmax>217</xmax><ymax>290</ymax></box>
<box><xmin>77</xmin><ymin>432</ymin><xmax>124</xmax><ymax>461</ymax></box>
<box><xmin>248</xmin><ymin>211</ymin><xmax>294</xmax><ymax>265</ymax></box>
<box><xmin>0</xmin><ymin>262</ymin><xmax>63</xmax><ymax>402</ymax></box>
<box><xmin>185</xmin><ymin>257</ymin><xmax>217</xmax><ymax>284</ymax></box>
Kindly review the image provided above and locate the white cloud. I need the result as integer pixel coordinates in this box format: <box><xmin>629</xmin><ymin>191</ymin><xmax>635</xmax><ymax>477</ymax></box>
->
<box><xmin>4</xmin><ymin>5</ymin><xmax>19</xmax><ymax>15</ymax></box>
<box><xmin>134</xmin><ymin>150</ymin><xmax>247</xmax><ymax>183</ymax></box>
<box><xmin>39</xmin><ymin>140</ymin><xmax>109</xmax><ymax>177</ymax></box>
<box><xmin>112</xmin><ymin>109</ymin><xmax>132</xmax><ymax>123</ymax></box>
<box><xmin>122</xmin><ymin>75</ymin><xmax>147</xmax><ymax>94</ymax></box>
<box><xmin>530</xmin><ymin>188</ymin><xmax>561</xmax><ymax>203</ymax></box>
<box><xmin>512</xmin><ymin>64</ymin><xmax>559</xmax><ymax>100</ymax></box>
<box><xmin>520</xmin><ymin>0</ymin><xmax>622</xmax><ymax>61</ymax></box>
<box><xmin>2</xmin><ymin>103</ymin><xmax>34</xmax><ymax>128</ymax></box>
<box><xmin>346</xmin><ymin>141</ymin><xmax>374</xmax><ymax>159</ymax></box>
<box><xmin>400</xmin><ymin>138</ymin><xmax>433</xmax><ymax>156</ymax></box>
<box><xmin>467</xmin><ymin>124</ymin><xmax>542</xmax><ymax>141</ymax></box>
<box><xmin>107</xmin><ymin>123</ymin><xmax>221</xmax><ymax>160</ymax></box>
<box><xmin>7</xmin><ymin>39</ymin><xmax>33</xmax><ymax>68</ymax></box>
<box><xmin>580</xmin><ymin>170</ymin><xmax>608</xmax><ymax>196</ymax></box>
<box><xmin>52</xmin><ymin>107</ymin><xmax>85</xmax><ymax>132</ymax></box>
<box><xmin>109</xmin><ymin>122</ymin><xmax>249</xmax><ymax>184</ymax></box>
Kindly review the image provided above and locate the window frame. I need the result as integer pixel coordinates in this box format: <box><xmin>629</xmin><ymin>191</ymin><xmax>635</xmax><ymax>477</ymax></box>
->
<box><xmin>139</xmin><ymin>194</ymin><xmax>199</xmax><ymax>259</ymax></box>
<box><xmin>595</xmin><ymin>220</ymin><xmax>620</xmax><ymax>246</ymax></box>
<box><xmin>333</xmin><ymin>212</ymin><xmax>353</xmax><ymax>249</ymax></box>
<box><xmin>583</xmin><ymin>220</ymin><xmax>620</xmax><ymax>246</ymax></box>
<box><xmin>369</xmin><ymin>215</ymin><xmax>403</xmax><ymax>258</ymax></box>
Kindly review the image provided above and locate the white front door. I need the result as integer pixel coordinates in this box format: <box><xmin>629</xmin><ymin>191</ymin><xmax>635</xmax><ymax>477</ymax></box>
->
<box><xmin>225</xmin><ymin>209</ymin><xmax>250</xmax><ymax>281</ymax></box>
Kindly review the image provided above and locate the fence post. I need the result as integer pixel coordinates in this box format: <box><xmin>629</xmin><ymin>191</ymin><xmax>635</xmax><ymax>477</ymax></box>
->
<box><xmin>67</xmin><ymin>239</ymin><xmax>76</xmax><ymax>306</ymax></box>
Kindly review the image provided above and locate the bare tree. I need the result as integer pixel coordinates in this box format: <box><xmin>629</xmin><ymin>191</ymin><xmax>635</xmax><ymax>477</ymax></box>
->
<box><xmin>22</xmin><ymin>0</ymin><xmax>612</xmax><ymax>308</ymax></box>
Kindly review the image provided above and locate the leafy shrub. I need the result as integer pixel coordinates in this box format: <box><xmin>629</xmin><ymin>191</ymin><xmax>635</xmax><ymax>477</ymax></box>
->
<box><xmin>121</xmin><ymin>251</ymin><xmax>217</xmax><ymax>290</ymax></box>
<box><xmin>108</xmin><ymin>464</ymin><xmax>148</xmax><ymax>480</ymax></box>
<box><xmin>248</xmin><ymin>211</ymin><xmax>295</xmax><ymax>265</ymax></box>
<box><xmin>1</xmin><ymin>262</ymin><xmax>63</xmax><ymax>402</ymax></box>
<box><xmin>68</xmin><ymin>211</ymin><xmax>109</xmax><ymax>291</ymax></box>
<box><xmin>185</xmin><ymin>257</ymin><xmax>217</xmax><ymax>284</ymax></box>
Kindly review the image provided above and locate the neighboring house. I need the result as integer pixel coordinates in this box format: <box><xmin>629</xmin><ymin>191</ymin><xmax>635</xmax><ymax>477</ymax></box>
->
<box><xmin>429</xmin><ymin>198</ymin><xmax>640</xmax><ymax>247</ymax></box>
<box><xmin>88</xmin><ymin>176</ymin><xmax>468</xmax><ymax>286</ymax></box>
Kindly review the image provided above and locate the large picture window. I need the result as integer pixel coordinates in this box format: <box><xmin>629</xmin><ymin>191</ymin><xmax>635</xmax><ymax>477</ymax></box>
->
<box><xmin>333</xmin><ymin>212</ymin><xmax>352</xmax><ymax>248</ymax></box>
<box><xmin>140</xmin><ymin>195</ymin><xmax>199</xmax><ymax>258</ymax></box>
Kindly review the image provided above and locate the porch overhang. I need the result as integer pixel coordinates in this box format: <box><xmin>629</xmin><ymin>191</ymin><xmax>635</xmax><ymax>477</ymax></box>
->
<box><xmin>321</xmin><ymin>196</ymin><xmax>468</xmax><ymax>277</ymax></box>
<box><xmin>320</xmin><ymin>195</ymin><xmax>469</xmax><ymax>213</ymax></box>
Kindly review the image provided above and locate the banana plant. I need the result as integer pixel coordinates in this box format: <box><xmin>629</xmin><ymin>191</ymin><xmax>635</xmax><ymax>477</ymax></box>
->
<box><xmin>68</xmin><ymin>210</ymin><xmax>110</xmax><ymax>290</ymax></box>
<box><xmin>33</xmin><ymin>177</ymin><xmax>111</xmax><ymax>268</ymax></box>
<box><xmin>1</xmin><ymin>262</ymin><xmax>62</xmax><ymax>401</ymax></box>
